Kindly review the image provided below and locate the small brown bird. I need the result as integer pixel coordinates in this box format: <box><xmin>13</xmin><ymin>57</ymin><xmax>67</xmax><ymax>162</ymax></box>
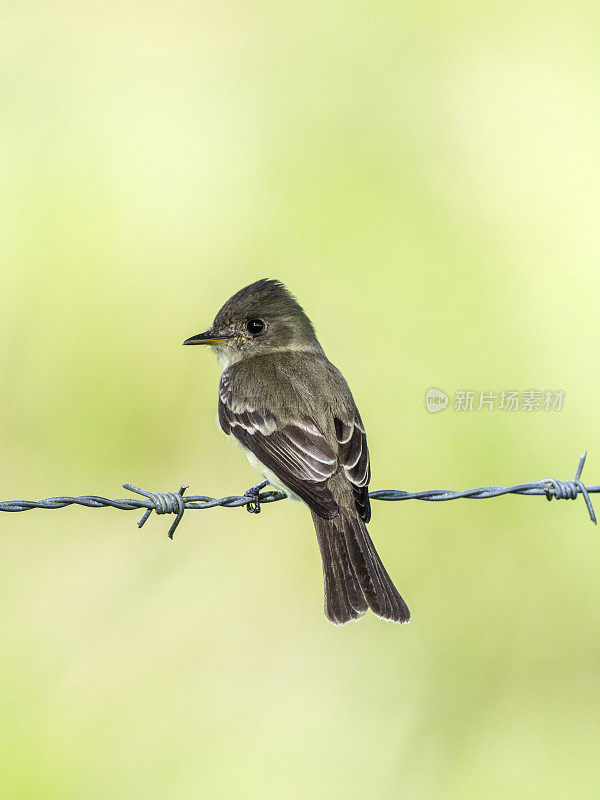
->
<box><xmin>183</xmin><ymin>279</ymin><xmax>410</xmax><ymax>624</ymax></box>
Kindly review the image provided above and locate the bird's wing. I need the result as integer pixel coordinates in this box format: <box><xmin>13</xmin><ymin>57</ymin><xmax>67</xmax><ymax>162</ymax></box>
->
<box><xmin>219</xmin><ymin>372</ymin><xmax>340</xmax><ymax>519</ymax></box>
<box><xmin>334</xmin><ymin>411</ymin><xmax>371</xmax><ymax>522</ymax></box>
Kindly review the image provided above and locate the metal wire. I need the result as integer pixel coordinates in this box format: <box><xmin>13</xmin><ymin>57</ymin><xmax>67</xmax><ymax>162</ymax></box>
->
<box><xmin>1</xmin><ymin>452</ymin><xmax>597</xmax><ymax>538</ymax></box>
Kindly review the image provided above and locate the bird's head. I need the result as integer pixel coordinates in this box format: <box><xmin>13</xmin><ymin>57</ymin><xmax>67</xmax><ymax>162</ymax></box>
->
<box><xmin>183</xmin><ymin>279</ymin><xmax>321</xmax><ymax>367</ymax></box>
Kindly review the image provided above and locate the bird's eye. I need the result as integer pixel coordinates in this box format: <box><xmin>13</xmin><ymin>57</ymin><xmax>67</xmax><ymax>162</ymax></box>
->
<box><xmin>246</xmin><ymin>318</ymin><xmax>265</xmax><ymax>335</ymax></box>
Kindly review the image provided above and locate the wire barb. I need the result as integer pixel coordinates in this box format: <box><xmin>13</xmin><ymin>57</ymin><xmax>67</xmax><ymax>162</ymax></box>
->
<box><xmin>543</xmin><ymin>451</ymin><xmax>596</xmax><ymax>524</ymax></box>
<box><xmin>1</xmin><ymin>453</ymin><xmax>598</xmax><ymax>536</ymax></box>
<box><xmin>122</xmin><ymin>483</ymin><xmax>189</xmax><ymax>539</ymax></box>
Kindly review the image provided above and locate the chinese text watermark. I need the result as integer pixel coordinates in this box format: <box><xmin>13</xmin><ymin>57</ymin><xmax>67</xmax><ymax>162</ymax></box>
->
<box><xmin>425</xmin><ymin>388</ymin><xmax>564</xmax><ymax>414</ymax></box>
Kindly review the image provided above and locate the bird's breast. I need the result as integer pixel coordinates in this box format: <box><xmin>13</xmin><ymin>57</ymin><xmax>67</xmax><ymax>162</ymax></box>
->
<box><xmin>240</xmin><ymin>444</ymin><xmax>302</xmax><ymax>502</ymax></box>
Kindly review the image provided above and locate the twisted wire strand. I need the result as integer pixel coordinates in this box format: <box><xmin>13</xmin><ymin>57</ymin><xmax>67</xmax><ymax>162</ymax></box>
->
<box><xmin>0</xmin><ymin>452</ymin><xmax>596</xmax><ymax>537</ymax></box>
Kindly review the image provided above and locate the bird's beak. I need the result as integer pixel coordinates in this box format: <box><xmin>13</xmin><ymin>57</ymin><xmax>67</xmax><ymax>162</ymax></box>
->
<box><xmin>182</xmin><ymin>329</ymin><xmax>231</xmax><ymax>346</ymax></box>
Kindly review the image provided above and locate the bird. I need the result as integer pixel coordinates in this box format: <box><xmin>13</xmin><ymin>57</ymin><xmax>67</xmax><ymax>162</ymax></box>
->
<box><xmin>183</xmin><ymin>279</ymin><xmax>410</xmax><ymax>625</ymax></box>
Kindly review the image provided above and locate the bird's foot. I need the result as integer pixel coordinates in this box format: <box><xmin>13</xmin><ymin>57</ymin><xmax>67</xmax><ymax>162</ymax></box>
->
<box><xmin>243</xmin><ymin>480</ymin><xmax>269</xmax><ymax>514</ymax></box>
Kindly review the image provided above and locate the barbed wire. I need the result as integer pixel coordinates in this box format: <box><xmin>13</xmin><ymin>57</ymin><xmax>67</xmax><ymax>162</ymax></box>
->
<box><xmin>0</xmin><ymin>452</ymin><xmax>596</xmax><ymax>539</ymax></box>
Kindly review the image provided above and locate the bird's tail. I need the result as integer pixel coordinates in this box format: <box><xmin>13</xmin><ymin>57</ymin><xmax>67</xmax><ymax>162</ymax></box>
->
<box><xmin>311</xmin><ymin>510</ymin><xmax>410</xmax><ymax>625</ymax></box>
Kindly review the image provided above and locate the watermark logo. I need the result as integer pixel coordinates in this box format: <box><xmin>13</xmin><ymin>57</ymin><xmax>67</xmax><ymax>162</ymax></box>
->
<box><xmin>425</xmin><ymin>389</ymin><xmax>564</xmax><ymax>413</ymax></box>
<box><xmin>425</xmin><ymin>388</ymin><xmax>449</xmax><ymax>413</ymax></box>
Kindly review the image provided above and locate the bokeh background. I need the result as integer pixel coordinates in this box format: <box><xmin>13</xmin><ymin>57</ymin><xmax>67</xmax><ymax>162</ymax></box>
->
<box><xmin>1</xmin><ymin>2</ymin><xmax>599</xmax><ymax>798</ymax></box>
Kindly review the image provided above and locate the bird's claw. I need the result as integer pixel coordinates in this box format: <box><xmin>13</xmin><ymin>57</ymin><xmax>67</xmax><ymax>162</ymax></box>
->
<box><xmin>243</xmin><ymin>480</ymin><xmax>268</xmax><ymax>514</ymax></box>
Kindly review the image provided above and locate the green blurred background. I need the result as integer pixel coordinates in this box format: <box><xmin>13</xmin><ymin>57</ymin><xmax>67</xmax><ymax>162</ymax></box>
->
<box><xmin>1</xmin><ymin>2</ymin><xmax>599</xmax><ymax>798</ymax></box>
